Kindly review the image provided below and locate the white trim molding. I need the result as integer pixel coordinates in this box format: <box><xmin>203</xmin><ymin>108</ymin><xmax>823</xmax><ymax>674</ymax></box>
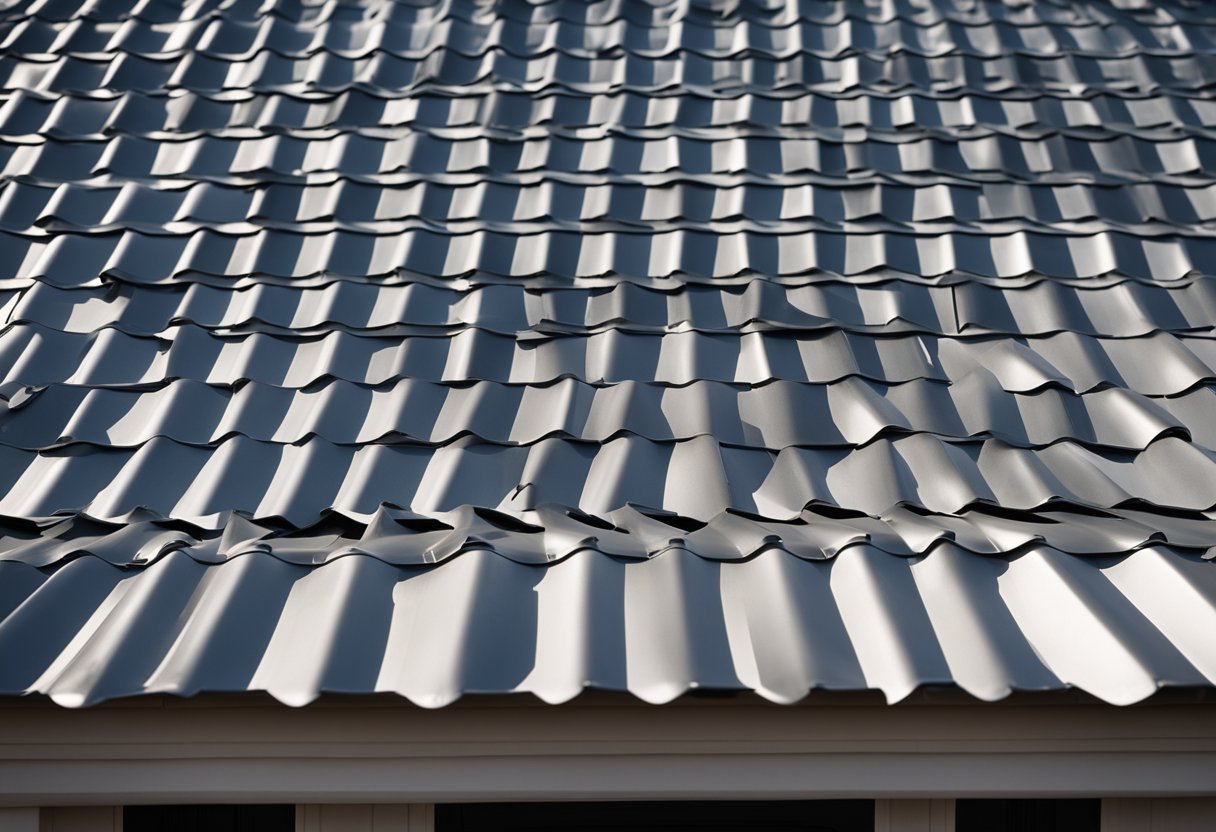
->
<box><xmin>0</xmin><ymin>692</ymin><xmax>1213</xmax><ymax>806</ymax></box>
<box><xmin>1102</xmin><ymin>798</ymin><xmax>1216</xmax><ymax>832</ymax></box>
<box><xmin>38</xmin><ymin>808</ymin><xmax>121</xmax><ymax>832</ymax></box>
<box><xmin>875</xmin><ymin>800</ymin><xmax>954</xmax><ymax>832</ymax></box>
<box><xmin>296</xmin><ymin>805</ymin><xmax>434</xmax><ymax>832</ymax></box>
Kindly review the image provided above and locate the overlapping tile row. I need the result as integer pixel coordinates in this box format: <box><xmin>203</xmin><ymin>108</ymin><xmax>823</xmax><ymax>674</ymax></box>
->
<box><xmin>6</xmin><ymin>0</ymin><xmax>1210</xmax><ymax>26</ymax></box>
<box><xmin>8</xmin><ymin>51</ymin><xmax>1216</xmax><ymax>96</ymax></box>
<box><xmin>6</xmin><ymin>228</ymin><xmax>1216</xmax><ymax>286</ymax></box>
<box><xmin>8</xmin><ymin>9</ymin><xmax>1216</xmax><ymax>58</ymax></box>
<box><xmin>9</xmin><ymin>179</ymin><xmax>1216</xmax><ymax>234</ymax></box>
<box><xmin>1</xmin><ymin>546</ymin><xmax>1215</xmax><ymax>707</ymax></box>
<box><xmin>4</xmin><ymin>0</ymin><xmax>1216</xmax><ymax>92</ymax></box>
<box><xmin>2</xmin><ymin>0</ymin><xmax>1216</xmax><ymax>707</ymax></box>
<box><xmin>7</xmin><ymin>505</ymin><xmax>1214</xmax><ymax>567</ymax></box>
<box><xmin>8</xmin><ymin>324</ymin><xmax>1216</xmax><ymax>392</ymax></box>
<box><xmin>7</xmin><ymin>91</ymin><xmax>1216</xmax><ymax>135</ymax></box>
<box><xmin>4</xmin><ymin>433</ymin><xmax>1216</xmax><ymax>526</ymax></box>
<box><xmin>13</xmin><ymin>279</ymin><xmax>1216</xmax><ymax>336</ymax></box>
<box><xmin>6</xmin><ymin>179</ymin><xmax>1216</xmax><ymax>236</ymax></box>
<box><xmin>0</xmin><ymin>377</ymin><xmax>1200</xmax><ymax>450</ymax></box>
<box><xmin>5</xmin><ymin>133</ymin><xmax>1216</xmax><ymax>183</ymax></box>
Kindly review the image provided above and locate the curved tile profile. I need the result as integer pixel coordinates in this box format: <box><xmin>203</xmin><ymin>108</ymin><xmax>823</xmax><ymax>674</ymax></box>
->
<box><xmin>11</xmin><ymin>277</ymin><xmax>1216</xmax><ymax>338</ymax></box>
<box><xmin>9</xmin><ymin>179</ymin><xmax>1216</xmax><ymax>236</ymax></box>
<box><xmin>7</xmin><ymin>9</ymin><xmax>1216</xmax><ymax>62</ymax></box>
<box><xmin>1</xmin><ymin>0</ymin><xmax>1216</xmax><ymax>708</ymax></box>
<box><xmin>0</xmin><ymin>501</ymin><xmax>1207</xmax><ymax>570</ymax></box>
<box><xmin>8</xmin><ymin>323</ymin><xmax>1216</xmax><ymax>392</ymax></box>
<box><xmin>7</xmin><ymin>90</ymin><xmax>1216</xmax><ymax>140</ymax></box>
<box><xmin>0</xmin><ymin>375</ymin><xmax>1190</xmax><ymax>451</ymax></box>
<box><xmin>1</xmin><ymin>432</ymin><xmax>1215</xmax><ymax>526</ymax></box>
<box><xmin>0</xmin><ymin>546</ymin><xmax>1213</xmax><ymax>708</ymax></box>
<box><xmin>7</xmin><ymin>47</ymin><xmax>1216</xmax><ymax>96</ymax></box>
<box><xmin>5</xmin><ymin>227</ymin><xmax>1216</xmax><ymax>286</ymax></box>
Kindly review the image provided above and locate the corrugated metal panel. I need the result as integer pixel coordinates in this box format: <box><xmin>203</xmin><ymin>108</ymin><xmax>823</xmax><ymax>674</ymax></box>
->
<box><xmin>1</xmin><ymin>0</ymin><xmax>1216</xmax><ymax>707</ymax></box>
<box><xmin>2</xmin><ymin>545</ymin><xmax>1215</xmax><ymax>708</ymax></box>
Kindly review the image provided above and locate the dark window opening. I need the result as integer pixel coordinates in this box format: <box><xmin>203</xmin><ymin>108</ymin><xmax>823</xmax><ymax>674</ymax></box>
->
<box><xmin>955</xmin><ymin>799</ymin><xmax>1100</xmax><ymax>832</ymax></box>
<box><xmin>438</xmin><ymin>801</ymin><xmax>874</xmax><ymax>832</ymax></box>
<box><xmin>123</xmin><ymin>805</ymin><xmax>295</xmax><ymax>832</ymax></box>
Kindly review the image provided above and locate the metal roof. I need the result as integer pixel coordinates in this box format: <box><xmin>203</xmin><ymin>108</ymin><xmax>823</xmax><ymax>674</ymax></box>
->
<box><xmin>1</xmin><ymin>0</ymin><xmax>1216</xmax><ymax>708</ymax></box>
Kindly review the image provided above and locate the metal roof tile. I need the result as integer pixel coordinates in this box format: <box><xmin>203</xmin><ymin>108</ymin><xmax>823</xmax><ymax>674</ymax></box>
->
<box><xmin>1</xmin><ymin>0</ymin><xmax>1216</xmax><ymax>706</ymax></box>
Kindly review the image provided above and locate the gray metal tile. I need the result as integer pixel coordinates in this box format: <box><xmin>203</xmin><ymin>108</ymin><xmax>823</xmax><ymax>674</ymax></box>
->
<box><xmin>1</xmin><ymin>0</ymin><xmax>1215</xmax><ymax>708</ymax></box>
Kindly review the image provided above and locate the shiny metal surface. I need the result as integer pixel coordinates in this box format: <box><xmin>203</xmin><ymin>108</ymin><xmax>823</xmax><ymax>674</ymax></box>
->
<box><xmin>1</xmin><ymin>0</ymin><xmax>1215</xmax><ymax>707</ymax></box>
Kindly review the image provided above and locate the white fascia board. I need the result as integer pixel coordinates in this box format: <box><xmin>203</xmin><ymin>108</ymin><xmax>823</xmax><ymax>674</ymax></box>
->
<box><xmin>0</xmin><ymin>692</ymin><xmax>1213</xmax><ymax>806</ymax></box>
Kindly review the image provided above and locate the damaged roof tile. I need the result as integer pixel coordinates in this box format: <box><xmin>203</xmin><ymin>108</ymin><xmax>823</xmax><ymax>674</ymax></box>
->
<box><xmin>1</xmin><ymin>0</ymin><xmax>1216</xmax><ymax>708</ymax></box>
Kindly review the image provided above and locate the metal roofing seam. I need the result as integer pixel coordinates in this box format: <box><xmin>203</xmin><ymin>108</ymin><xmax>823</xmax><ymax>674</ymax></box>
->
<box><xmin>2</xmin><ymin>503</ymin><xmax>1212</xmax><ymax>568</ymax></box>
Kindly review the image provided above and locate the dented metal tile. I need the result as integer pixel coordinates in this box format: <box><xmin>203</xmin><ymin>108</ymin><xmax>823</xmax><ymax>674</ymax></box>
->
<box><xmin>0</xmin><ymin>0</ymin><xmax>1215</xmax><ymax>708</ymax></box>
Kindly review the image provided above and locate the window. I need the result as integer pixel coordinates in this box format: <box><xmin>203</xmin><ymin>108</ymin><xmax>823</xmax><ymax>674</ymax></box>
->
<box><xmin>123</xmin><ymin>805</ymin><xmax>295</xmax><ymax>832</ymax></box>
<box><xmin>438</xmin><ymin>801</ymin><xmax>874</xmax><ymax>832</ymax></box>
<box><xmin>955</xmin><ymin>799</ymin><xmax>1100</xmax><ymax>832</ymax></box>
